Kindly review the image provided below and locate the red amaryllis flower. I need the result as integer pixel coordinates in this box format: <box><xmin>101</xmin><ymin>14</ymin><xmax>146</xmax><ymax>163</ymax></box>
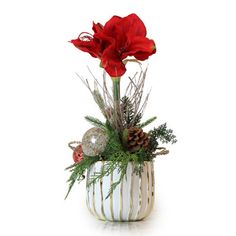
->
<box><xmin>71</xmin><ymin>14</ymin><xmax>156</xmax><ymax>77</ymax></box>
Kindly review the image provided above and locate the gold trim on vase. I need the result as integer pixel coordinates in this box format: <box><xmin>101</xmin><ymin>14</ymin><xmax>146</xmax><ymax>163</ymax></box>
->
<box><xmin>136</xmin><ymin>169</ymin><xmax>143</xmax><ymax>219</ymax></box>
<box><xmin>150</xmin><ymin>162</ymin><xmax>155</xmax><ymax>212</ymax></box>
<box><xmin>143</xmin><ymin>162</ymin><xmax>152</xmax><ymax>219</ymax></box>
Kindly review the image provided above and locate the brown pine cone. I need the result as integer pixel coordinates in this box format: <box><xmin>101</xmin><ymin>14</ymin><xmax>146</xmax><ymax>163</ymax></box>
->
<box><xmin>127</xmin><ymin>127</ymin><xmax>149</xmax><ymax>153</ymax></box>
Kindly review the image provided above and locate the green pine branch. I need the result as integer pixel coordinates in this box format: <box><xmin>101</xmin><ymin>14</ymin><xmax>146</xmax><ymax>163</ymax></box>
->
<box><xmin>85</xmin><ymin>116</ymin><xmax>106</xmax><ymax>129</ymax></box>
<box><xmin>65</xmin><ymin>156</ymin><xmax>99</xmax><ymax>199</ymax></box>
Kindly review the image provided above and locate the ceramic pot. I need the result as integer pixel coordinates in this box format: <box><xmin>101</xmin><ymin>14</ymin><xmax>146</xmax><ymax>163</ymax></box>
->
<box><xmin>86</xmin><ymin>161</ymin><xmax>155</xmax><ymax>221</ymax></box>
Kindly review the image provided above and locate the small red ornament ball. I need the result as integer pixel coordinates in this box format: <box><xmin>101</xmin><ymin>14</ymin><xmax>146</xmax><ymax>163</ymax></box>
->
<box><xmin>73</xmin><ymin>144</ymin><xmax>84</xmax><ymax>163</ymax></box>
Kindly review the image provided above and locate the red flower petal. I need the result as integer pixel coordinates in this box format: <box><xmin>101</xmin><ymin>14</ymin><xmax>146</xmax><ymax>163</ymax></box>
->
<box><xmin>94</xmin><ymin>31</ymin><xmax>114</xmax><ymax>48</ymax></box>
<box><xmin>122</xmin><ymin>36</ymin><xmax>156</xmax><ymax>60</ymax></box>
<box><xmin>92</xmin><ymin>22</ymin><xmax>104</xmax><ymax>33</ymax></box>
<box><xmin>102</xmin><ymin>45</ymin><xmax>126</xmax><ymax>77</ymax></box>
<box><xmin>120</xmin><ymin>14</ymin><xmax>147</xmax><ymax>37</ymax></box>
<box><xmin>103</xmin><ymin>16</ymin><xmax>122</xmax><ymax>36</ymax></box>
<box><xmin>70</xmin><ymin>38</ymin><xmax>99</xmax><ymax>58</ymax></box>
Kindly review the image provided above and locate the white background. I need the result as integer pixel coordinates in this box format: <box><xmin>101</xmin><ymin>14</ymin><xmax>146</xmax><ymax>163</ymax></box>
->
<box><xmin>0</xmin><ymin>0</ymin><xmax>236</xmax><ymax>235</ymax></box>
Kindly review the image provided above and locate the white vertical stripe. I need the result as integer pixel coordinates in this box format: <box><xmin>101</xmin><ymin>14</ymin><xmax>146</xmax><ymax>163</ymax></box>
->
<box><xmin>100</xmin><ymin>162</ymin><xmax>106</xmax><ymax>220</ymax></box>
<box><xmin>94</xmin><ymin>162</ymin><xmax>102</xmax><ymax>219</ymax></box>
<box><xmin>128</xmin><ymin>164</ymin><xmax>134</xmax><ymax>221</ymax></box>
<box><xmin>86</xmin><ymin>167</ymin><xmax>94</xmax><ymax>216</ymax></box>
<box><xmin>112</xmin><ymin>167</ymin><xmax>121</xmax><ymax>221</ymax></box>
<box><xmin>121</xmin><ymin>163</ymin><xmax>132</xmax><ymax>221</ymax></box>
<box><xmin>130</xmin><ymin>167</ymin><xmax>140</xmax><ymax>220</ymax></box>
<box><xmin>119</xmin><ymin>176</ymin><xmax>123</xmax><ymax>221</ymax></box>
<box><xmin>103</xmin><ymin>168</ymin><xmax>112</xmax><ymax>220</ymax></box>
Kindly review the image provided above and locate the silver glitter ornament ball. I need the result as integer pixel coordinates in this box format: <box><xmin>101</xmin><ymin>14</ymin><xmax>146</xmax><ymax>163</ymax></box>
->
<box><xmin>82</xmin><ymin>127</ymin><xmax>109</xmax><ymax>156</ymax></box>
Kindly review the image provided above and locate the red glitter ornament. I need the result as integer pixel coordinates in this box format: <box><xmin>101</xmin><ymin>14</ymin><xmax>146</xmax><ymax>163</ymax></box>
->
<box><xmin>73</xmin><ymin>144</ymin><xmax>84</xmax><ymax>163</ymax></box>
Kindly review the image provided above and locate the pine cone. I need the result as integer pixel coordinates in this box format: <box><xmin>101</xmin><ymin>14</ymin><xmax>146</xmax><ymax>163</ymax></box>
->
<box><xmin>127</xmin><ymin>127</ymin><xmax>149</xmax><ymax>153</ymax></box>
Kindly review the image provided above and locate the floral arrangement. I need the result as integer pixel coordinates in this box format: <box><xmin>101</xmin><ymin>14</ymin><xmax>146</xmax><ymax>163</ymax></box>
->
<box><xmin>65</xmin><ymin>14</ymin><xmax>177</xmax><ymax>199</ymax></box>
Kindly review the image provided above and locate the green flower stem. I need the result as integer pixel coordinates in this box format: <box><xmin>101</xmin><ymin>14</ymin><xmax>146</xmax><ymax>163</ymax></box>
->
<box><xmin>112</xmin><ymin>77</ymin><xmax>121</xmax><ymax>102</ymax></box>
<box><xmin>112</xmin><ymin>77</ymin><xmax>121</xmax><ymax>130</ymax></box>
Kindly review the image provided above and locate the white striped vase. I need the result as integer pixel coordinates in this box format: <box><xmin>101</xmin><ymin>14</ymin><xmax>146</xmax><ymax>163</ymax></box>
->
<box><xmin>86</xmin><ymin>161</ymin><xmax>155</xmax><ymax>222</ymax></box>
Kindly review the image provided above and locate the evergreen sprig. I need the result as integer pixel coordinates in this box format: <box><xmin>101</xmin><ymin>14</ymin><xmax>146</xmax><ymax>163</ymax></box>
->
<box><xmin>65</xmin><ymin>156</ymin><xmax>99</xmax><ymax>199</ymax></box>
<box><xmin>85</xmin><ymin>116</ymin><xmax>106</xmax><ymax>129</ymax></box>
<box><xmin>146</xmin><ymin>123</ymin><xmax>177</xmax><ymax>159</ymax></box>
<box><xmin>151</xmin><ymin>123</ymin><xmax>177</xmax><ymax>144</ymax></box>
